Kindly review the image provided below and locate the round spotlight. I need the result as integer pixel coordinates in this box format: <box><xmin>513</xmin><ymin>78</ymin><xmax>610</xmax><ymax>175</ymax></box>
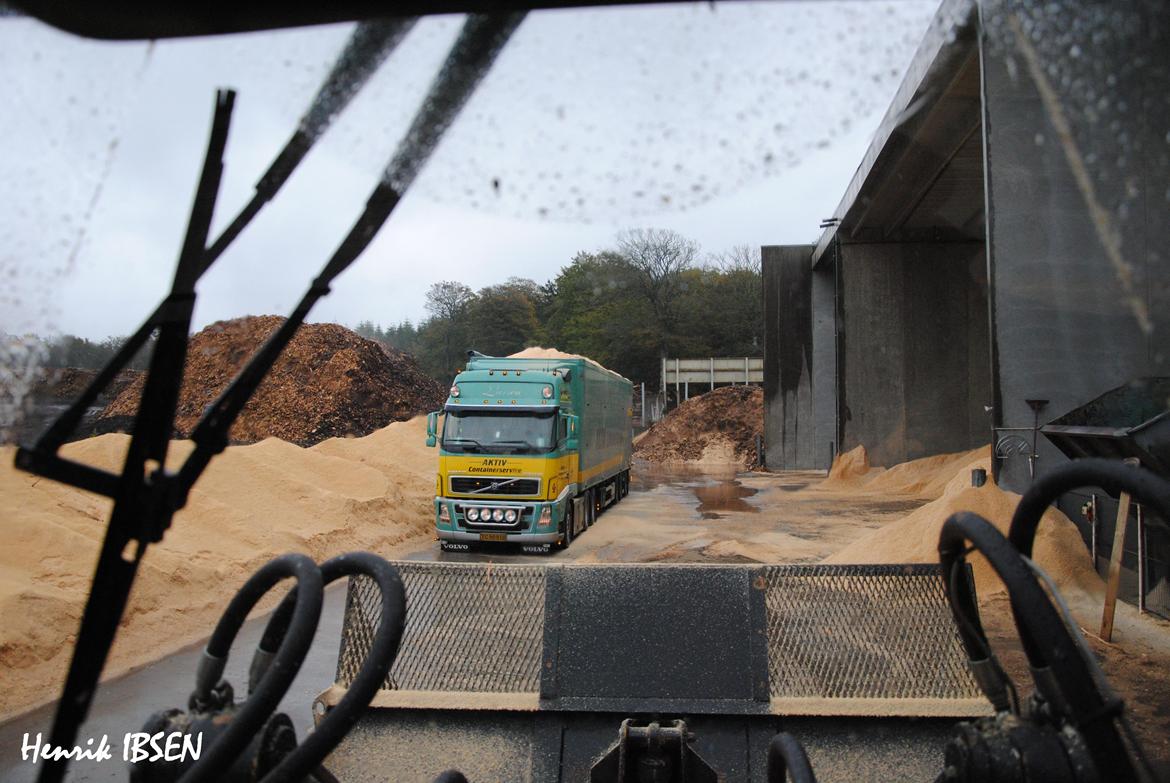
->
<box><xmin>492</xmin><ymin>508</ymin><xmax>505</xmax><ymax>522</ymax></box>
<box><xmin>466</xmin><ymin>507</ymin><xmax>479</xmax><ymax>521</ymax></box>
<box><xmin>450</xmin><ymin>385</ymin><xmax>460</xmax><ymax>397</ymax></box>
<box><xmin>504</xmin><ymin>509</ymin><xmax>518</xmax><ymax>523</ymax></box>
<box><xmin>542</xmin><ymin>385</ymin><xmax>553</xmax><ymax>399</ymax></box>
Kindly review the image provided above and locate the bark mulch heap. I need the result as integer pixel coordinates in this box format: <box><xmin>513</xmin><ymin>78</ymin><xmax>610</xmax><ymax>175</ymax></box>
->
<box><xmin>33</xmin><ymin>367</ymin><xmax>143</xmax><ymax>403</ymax></box>
<box><xmin>100</xmin><ymin>315</ymin><xmax>445</xmax><ymax>446</ymax></box>
<box><xmin>634</xmin><ymin>385</ymin><xmax>763</xmax><ymax>469</ymax></box>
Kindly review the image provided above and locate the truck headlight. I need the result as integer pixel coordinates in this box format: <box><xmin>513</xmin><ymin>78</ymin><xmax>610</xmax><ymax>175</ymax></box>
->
<box><xmin>504</xmin><ymin>509</ymin><xmax>518</xmax><ymax>523</ymax></box>
<box><xmin>492</xmin><ymin>508</ymin><xmax>505</xmax><ymax>522</ymax></box>
<box><xmin>537</xmin><ymin>506</ymin><xmax>552</xmax><ymax>527</ymax></box>
<box><xmin>466</xmin><ymin>507</ymin><xmax>479</xmax><ymax>522</ymax></box>
<box><xmin>439</xmin><ymin>504</ymin><xmax>450</xmax><ymax>522</ymax></box>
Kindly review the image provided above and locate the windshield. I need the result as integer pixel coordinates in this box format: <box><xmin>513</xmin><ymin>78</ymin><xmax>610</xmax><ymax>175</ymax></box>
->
<box><xmin>442</xmin><ymin>410</ymin><xmax>557</xmax><ymax>454</ymax></box>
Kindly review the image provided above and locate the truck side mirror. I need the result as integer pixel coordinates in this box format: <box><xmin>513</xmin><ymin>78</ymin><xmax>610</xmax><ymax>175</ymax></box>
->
<box><xmin>426</xmin><ymin>411</ymin><xmax>440</xmax><ymax>447</ymax></box>
<box><xmin>562</xmin><ymin>412</ymin><xmax>579</xmax><ymax>450</ymax></box>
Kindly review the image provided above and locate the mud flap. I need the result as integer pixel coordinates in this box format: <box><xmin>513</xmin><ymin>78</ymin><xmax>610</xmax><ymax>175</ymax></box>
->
<box><xmin>322</xmin><ymin>562</ymin><xmax>988</xmax><ymax>782</ymax></box>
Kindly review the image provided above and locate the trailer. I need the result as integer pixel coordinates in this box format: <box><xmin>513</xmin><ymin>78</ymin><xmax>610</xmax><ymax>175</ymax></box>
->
<box><xmin>427</xmin><ymin>352</ymin><xmax>633</xmax><ymax>552</ymax></box>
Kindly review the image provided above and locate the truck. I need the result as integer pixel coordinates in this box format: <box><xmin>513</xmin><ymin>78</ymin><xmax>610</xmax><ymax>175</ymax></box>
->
<box><xmin>425</xmin><ymin>351</ymin><xmax>633</xmax><ymax>552</ymax></box>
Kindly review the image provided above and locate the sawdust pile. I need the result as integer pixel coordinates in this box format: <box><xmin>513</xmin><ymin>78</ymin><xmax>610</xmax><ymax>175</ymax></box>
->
<box><xmin>507</xmin><ymin>346</ymin><xmax>618</xmax><ymax>375</ymax></box>
<box><xmin>508</xmin><ymin>346</ymin><xmax>584</xmax><ymax>360</ymax></box>
<box><xmin>100</xmin><ymin>316</ymin><xmax>444</xmax><ymax>446</ymax></box>
<box><xmin>822</xmin><ymin>446</ymin><xmax>1102</xmax><ymax>600</ymax></box>
<box><xmin>635</xmin><ymin>385</ymin><xmax>763</xmax><ymax>468</ymax></box>
<box><xmin>0</xmin><ymin>416</ymin><xmax>436</xmax><ymax>719</ymax></box>
<box><xmin>822</xmin><ymin>444</ymin><xmax>991</xmax><ymax>497</ymax></box>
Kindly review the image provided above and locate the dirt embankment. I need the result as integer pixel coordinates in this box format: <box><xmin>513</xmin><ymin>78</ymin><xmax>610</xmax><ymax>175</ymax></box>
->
<box><xmin>100</xmin><ymin>316</ymin><xmax>445</xmax><ymax>446</ymax></box>
<box><xmin>0</xmin><ymin>416</ymin><xmax>437</xmax><ymax>720</ymax></box>
<box><xmin>635</xmin><ymin>385</ymin><xmax>762</xmax><ymax>469</ymax></box>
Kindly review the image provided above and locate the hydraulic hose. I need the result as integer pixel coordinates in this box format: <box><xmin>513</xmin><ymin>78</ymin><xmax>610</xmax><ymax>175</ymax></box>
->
<box><xmin>767</xmin><ymin>733</ymin><xmax>818</xmax><ymax>783</ymax></box>
<box><xmin>1009</xmin><ymin>457</ymin><xmax>1170</xmax><ymax>557</ymax></box>
<box><xmin>258</xmin><ymin>552</ymin><xmax>406</xmax><ymax>782</ymax></box>
<box><xmin>938</xmin><ymin>512</ymin><xmax>1139</xmax><ymax>779</ymax></box>
<box><xmin>177</xmin><ymin>554</ymin><xmax>323</xmax><ymax>783</ymax></box>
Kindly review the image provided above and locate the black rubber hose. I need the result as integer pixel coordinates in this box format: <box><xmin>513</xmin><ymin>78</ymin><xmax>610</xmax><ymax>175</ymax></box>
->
<box><xmin>767</xmin><ymin>733</ymin><xmax>818</xmax><ymax>783</ymax></box>
<box><xmin>258</xmin><ymin>552</ymin><xmax>406</xmax><ymax>782</ymax></box>
<box><xmin>1009</xmin><ymin>458</ymin><xmax>1170</xmax><ymax>557</ymax></box>
<box><xmin>177</xmin><ymin>553</ymin><xmax>323</xmax><ymax>783</ymax></box>
<box><xmin>939</xmin><ymin>512</ymin><xmax>1137</xmax><ymax>779</ymax></box>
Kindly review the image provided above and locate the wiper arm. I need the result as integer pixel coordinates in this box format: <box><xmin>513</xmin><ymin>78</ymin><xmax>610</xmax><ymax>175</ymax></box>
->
<box><xmin>491</xmin><ymin>439</ymin><xmax>537</xmax><ymax>451</ymax></box>
<box><xmin>200</xmin><ymin>18</ymin><xmax>417</xmax><ymax>273</ymax></box>
<box><xmin>444</xmin><ymin>437</ymin><xmax>484</xmax><ymax>451</ymax></box>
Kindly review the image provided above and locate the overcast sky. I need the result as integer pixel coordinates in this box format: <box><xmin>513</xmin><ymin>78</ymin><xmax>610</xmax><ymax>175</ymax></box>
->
<box><xmin>0</xmin><ymin>1</ymin><xmax>939</xmax><ymax>341</ymax></box>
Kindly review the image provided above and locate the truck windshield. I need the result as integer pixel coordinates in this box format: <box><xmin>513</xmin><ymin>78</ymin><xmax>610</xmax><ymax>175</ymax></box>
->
<box><xmin>442</xmin><ymin>411</ymin><xmax>557</xmax><ymax>454</ymax></box>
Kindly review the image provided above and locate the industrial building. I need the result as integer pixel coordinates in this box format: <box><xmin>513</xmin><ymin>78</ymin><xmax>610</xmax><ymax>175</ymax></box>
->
<box><xmin>762</xmin><ymin>0</ymin><xmax>1168</xmax><ymax>612</ymax></box>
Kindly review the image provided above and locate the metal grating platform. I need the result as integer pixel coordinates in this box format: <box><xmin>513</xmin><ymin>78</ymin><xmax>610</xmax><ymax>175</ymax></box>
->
<box><xmin>329</xmin><ymin>562</ymin><xmax>987</xmax><ymax>717</ymax></box>
<box><xmin>762</xmin><ymin>565</ymin><xmax>983</xmax><ymax>714</ymax></box>
<box><xmin>337</xmin><ymin>562</ymin><xmax>546</xmax><ymax>694</ymax></box>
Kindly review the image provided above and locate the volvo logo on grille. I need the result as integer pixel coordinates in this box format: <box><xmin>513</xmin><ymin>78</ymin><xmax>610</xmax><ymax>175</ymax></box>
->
<box><xmin>489</xmin><ymin>481</ymin><xmax>501</xmax><ymax>491</ymax></box>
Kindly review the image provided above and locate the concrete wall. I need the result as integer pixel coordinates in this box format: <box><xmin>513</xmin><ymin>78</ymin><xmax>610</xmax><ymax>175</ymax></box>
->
<box><xmin>762</xmin><ymin>245</ymin><xmax>817</xmax><ymax>470</ymax></box>
<box><xmin>838</xmin><ymin>242</ymin><xmax>990</xmax><ymax>467</ymax></box>
<box><xmin>980</xmin><ymin>0</ymin><xmax>1170</xmax><ymax>490</ymax></box>
<box><xmin>811</xmin><ymin>256</ymin><xmax>839</xmax><ymax>470</ymax></box>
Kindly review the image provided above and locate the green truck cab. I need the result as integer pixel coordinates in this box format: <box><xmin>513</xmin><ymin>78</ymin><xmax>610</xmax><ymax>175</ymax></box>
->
<box><xmin>426</xmin><ymin>352</ymin><xmax>633</xmax><ymax>553</ymax></box>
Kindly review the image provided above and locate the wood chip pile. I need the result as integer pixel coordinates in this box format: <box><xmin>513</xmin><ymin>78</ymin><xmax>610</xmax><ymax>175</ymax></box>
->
<box><xmin>100</xmin><ymin>315</ymin><xmax>445</xmax><ymax>445</ymax></box>
<box><xmin>634</xmin><ymin>385</ymin><xmax>763</xmax><ymax>468</ymax></box>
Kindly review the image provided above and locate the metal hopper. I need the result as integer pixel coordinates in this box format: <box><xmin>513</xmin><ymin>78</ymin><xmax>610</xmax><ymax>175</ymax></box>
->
<box><xmin>1040</xmin><ymin>378</ymin><xmax>1170</xmax><ymax>479</ymax></box>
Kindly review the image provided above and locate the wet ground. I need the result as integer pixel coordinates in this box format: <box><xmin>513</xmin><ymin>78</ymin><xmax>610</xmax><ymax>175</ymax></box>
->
<box><xmin>0</xmin><ymin>462</ymin><xmax>933</xmax><ymax>780</ymax></box>
<box><xmin>400</xmin><ymin>461</ymin><xmax>926</xmax><ymax>567</ymax></box>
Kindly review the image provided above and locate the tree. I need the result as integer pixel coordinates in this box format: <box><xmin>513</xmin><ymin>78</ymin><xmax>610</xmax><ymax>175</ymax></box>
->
<box><xmin>615</xmin><ymin>228</ymin><xmax>699</xmax><ymax>359</ymax></box>
<box><xmin>425</xmin><ymin>281</ymin><xmax>475</xmax><ymax>321</ymax></box>
<box><xmin>424</xmin><ymin>281</ymin><xmax>476</xmax><ymax>380</ymax></box>
<box><xmin>706</xmin><ymin>244</ymin><xmax>761</xmax><ymax>274</ymax></box>
<box><xmin>465</xmin><ymin>280</ymin><xmax>540</xmax><ymax>356</ymax></box>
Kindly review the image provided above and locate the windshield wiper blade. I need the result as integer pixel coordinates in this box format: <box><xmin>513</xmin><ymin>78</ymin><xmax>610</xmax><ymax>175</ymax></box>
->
<box><xmin>444</xmin><ymin>437</ymin><xmax>484</xmax><ymax>451</ymax></box>
<box><xmin>491</xmin><ymin>439</ymin><xmax>537</xmax><ymax>450</ymax></box>
<box><xmin>200</xmin><ymin>17</ymin><xmax>417</xmax><ymax>273</ymax></box>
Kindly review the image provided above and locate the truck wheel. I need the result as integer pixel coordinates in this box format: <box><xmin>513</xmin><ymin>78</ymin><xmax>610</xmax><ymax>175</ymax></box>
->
<box><xmin>557</xmin><ymin>503</ymin><xmax>575</xmax><ymax>549</ymax></box>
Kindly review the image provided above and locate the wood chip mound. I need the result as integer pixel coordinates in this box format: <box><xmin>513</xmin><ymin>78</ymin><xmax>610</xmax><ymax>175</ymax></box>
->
<box><xmin>634</xmin><ymin>385</ymin><xmax>763</xmax><ymax>468</ymax></box>
<box><xmin>99</xmin><ymin>315</ymin><xmax>445</xmax><ymax>446</ymax></box>
<box><xmin>33</xmin><ymin>367</ymin><xmax>143</xmax><ymax>402</ymax></box>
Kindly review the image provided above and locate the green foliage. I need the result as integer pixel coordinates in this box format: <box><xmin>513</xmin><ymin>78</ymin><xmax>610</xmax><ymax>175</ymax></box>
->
<box><xmin>351</xmin><ymin>233</ymin><xmax>761</xmax><ymax>388</ymax></box>
<box><xmin>38</xmin><ymin>333</ymin><xmax>156</xmax><ymax>371</ymax></box>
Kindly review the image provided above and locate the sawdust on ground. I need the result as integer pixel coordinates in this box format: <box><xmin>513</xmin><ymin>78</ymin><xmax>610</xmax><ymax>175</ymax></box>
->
<box><xmin>0</xmin><ymin>416</ymin><xmax>436</xmax><ymax>720</ymax></box>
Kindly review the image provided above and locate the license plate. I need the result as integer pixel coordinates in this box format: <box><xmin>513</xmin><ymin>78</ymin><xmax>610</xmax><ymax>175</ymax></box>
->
<box><xmin>479</xmin><ymin>533</ymin><xmax>507</xmax><ymax>542</ymax></box>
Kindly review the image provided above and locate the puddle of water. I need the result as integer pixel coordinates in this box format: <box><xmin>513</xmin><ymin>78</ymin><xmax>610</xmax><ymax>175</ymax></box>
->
<box><xmin>692</xmin><ymin>479</ymin><xmax>759</xmax><ymax>518</ymax></box>
<box><xmin>631</xmin><ymin>459</ymin><xmax>738</xmax><ymax>492</ymax></box>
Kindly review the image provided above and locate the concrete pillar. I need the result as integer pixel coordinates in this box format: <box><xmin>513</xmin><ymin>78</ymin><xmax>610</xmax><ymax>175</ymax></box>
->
<box><xmin>762</xmin><ymin>245</ymin><xmax>816</xmax><ymax>470</ymax></box>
